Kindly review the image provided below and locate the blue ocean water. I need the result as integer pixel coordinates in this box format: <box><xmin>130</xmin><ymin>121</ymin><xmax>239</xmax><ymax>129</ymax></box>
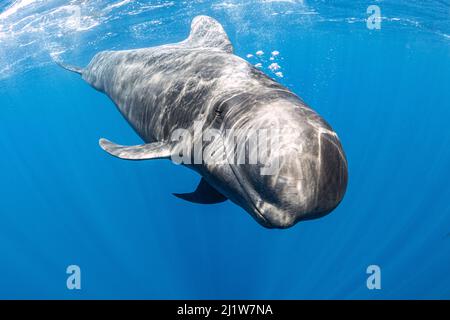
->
<box><xmin>0</xmin><ymin>0</ymin><xmax>449</xmax><ymax>299</ymax></box>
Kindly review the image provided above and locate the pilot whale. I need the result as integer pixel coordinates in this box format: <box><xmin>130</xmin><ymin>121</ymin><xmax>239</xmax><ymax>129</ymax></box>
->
<box><xmin>58</xmin><ymin>16</ymin><xmax>348</xmax><ymax>229</ymax></box>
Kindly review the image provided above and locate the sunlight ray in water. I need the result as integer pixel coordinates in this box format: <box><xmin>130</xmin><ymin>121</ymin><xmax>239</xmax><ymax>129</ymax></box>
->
<box><xmin>0</xmin><ymin>0</ymin><xmax>449</xmax><ymax>80</ymax></box>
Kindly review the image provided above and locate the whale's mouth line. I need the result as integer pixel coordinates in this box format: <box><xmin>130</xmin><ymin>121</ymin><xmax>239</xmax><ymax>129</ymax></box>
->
<box><xmin>216</xmin><ymin>122</ymin><xmax>270</xmax><ymax>226</ymax></box>
<box><xmin>249</xmin><ymin>201</ymin><xmax>270</xmax><ymax>226</ymax></box>
<box><xmin>228</xmin><ymin>165</ymin><xmax>269</xmax><ymax>226</ymax></box>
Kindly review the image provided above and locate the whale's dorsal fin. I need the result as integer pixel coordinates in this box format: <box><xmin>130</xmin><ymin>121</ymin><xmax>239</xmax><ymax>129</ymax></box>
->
<box><xmin>184</xmin><ymin>16</ymin><xmax>233</xmax><ymax>53</ymax></box>
<box><xmin>173</xmin><ymin>178</ymin><xmax>228</xmax><ymax>204</ymax></box>
<box><xmin>99</xmin><ymin>138</ymin><xmax>173</xmax><ymax>160</ymax></box>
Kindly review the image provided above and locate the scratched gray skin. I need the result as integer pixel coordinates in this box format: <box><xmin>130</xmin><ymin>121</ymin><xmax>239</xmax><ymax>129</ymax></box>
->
<box><xmin>58</xmin><ymin>16</ymin><xmax>348</xmax><ymax>229</ymax></box>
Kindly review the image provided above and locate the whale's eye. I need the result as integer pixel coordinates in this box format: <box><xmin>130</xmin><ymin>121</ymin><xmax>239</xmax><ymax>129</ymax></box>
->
<box><xmin>212</xmin><ymin>101</ymin><xmax>228</xmax><ymax>123</ymax></box>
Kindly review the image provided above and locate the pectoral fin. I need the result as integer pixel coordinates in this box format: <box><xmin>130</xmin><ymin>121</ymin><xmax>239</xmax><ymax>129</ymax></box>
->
<box><xmin>99</xmin><ymin>138</ymin><xmax>173</xmax><ymax>160</ymax></box>
<box><xmin>173</xmin><ymin>178</ymin><xmax>228</xmax><ymax>204</ymax></box>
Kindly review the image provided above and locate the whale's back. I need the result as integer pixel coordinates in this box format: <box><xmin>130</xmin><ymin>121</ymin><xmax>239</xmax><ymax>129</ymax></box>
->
<box><xmin>80</xmin><ymin>16</ymin><xmax>286</xmax><ymax>144</ymax></box>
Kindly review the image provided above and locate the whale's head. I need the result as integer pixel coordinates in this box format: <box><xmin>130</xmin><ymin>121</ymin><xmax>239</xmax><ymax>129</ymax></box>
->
<box><xmin>217</xmin><ymin>98</ymin><xmax>348</xmax><ymax>229</ymax></box>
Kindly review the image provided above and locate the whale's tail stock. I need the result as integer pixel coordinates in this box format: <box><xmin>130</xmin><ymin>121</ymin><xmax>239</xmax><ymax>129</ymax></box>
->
<box><xmin>52</xmin><ymin>55</ymin><xmax>83</xmax><ymax>75</ymax></box>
